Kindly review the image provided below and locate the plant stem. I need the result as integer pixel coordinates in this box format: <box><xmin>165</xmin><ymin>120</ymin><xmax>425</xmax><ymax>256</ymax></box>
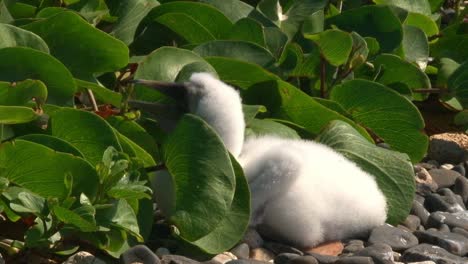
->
<box><xmin>86</xmin><ymin>89</ymin><xmax>99</xmax><ymax>112</ymax></box>
<box><xmin>320</xmin><ymin>56</ymin><xmax>327</xmax><ymax>98</ymax></box>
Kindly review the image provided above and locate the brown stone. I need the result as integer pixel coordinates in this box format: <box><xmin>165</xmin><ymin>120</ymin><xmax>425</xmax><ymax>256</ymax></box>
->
<box><xmin>303</xmin><ymin>241</ymin><xmax>344</xmax><ymax>256</ymax></box>
<box><xmin>249</xmin><ymin>248</ymin><xmax>275</xmax><ymax>262</ymax></box>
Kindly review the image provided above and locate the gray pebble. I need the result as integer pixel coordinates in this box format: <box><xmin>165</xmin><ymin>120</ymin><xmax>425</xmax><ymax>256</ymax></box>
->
<box><xmin>439</xmin><ymin>224</ymin><xmax>451</xmax><ymax>233</ymax></box>
<box><xmin>242</xmin><ymin>228</ymin><xmax>264</xmax><ymax>249</ymax></box>
<box><xmin>368</xmin><ymin>225</ymin><xmax>418</xmax><ymax>251</ymax></box>
<box><xmin>427</xmin><ymin>211</ymin><xmax>468</xmax><ymax>230</ymax></box>
<box><xmin>438</xmin><ymin>189</ymin><xmax>466</xmax><ymax>211</ymax></box>
<box><xmin>441</xmin><ymin>164</ymin><xmax>455</xmax><ymax>170</ymax></box>
<box><xmin>425</xmin><ymin>193</ymin><xmax>464</xmax><ymax>213</ymax></box>
<box><xmin>304</xmin><ymin>252</ymin><xmax>338</xmax><ymax>264</ymax></box>
<box><xmin>419</xmin><ymin>162</ymin><xmax>439</xmax><ymax>170</ymax></box>
<box><xmin>64</xmin><ymin>251</ymin><xmax>106</xmax><ymax>264</ymax></box>
<box><xmin>428</xmin><ymin>137</ymin><xmax>466</xmax><ymax>164</ymax></box>
<box><xmin>161</xmin><ymin>255</ymin><xmax>200</xmax><ymax>264</ymax></box>
<box><xmin>289</xmin><ymin>256</ymin><xmax>318</xmax><ymax>264</ymax></box>
<box><xmin>428</xmin><ymin>169</ymin><xmax>461</xmax><ymax>189</ymax></box>
<box><xmin>231</xmin><ymin>243</ymin><xmax>250</xmax><ymax>259</ymax></box>
<box><xmin>414</xmin><ymin>229</ymin><xmax>468</xmax><ymax>256</ymax></box>
<box><xmin>343</xmin><ymin>243</ymin><xmax>365</xmax><ymax>254</ymax></box>
<box><xmin>402</xmin><ymin>215</ymin><xmax>421</xmax><ymax>231</ymax></box>
<box><xmin>121</xmin><ymin>245</ymin><xmax>161</xmax><ymax>264</ymax></box>
<box><xmin>226</xmin><ymin>260</ymin><xmax>269</xmax><ymax>264</ymax></box>
<box><xmin>452</xmin><ymin>227</ymin><xmax>468</xmax><ymax>239</ymax></box>
<box><xmin>401</xmin><ymin>243</ymin><xmax>467</xmax><ymax>264</ymax></box>
<box><xmin>355</xmin><ymin>243</ymin><xmax>394</xmax><ymax>264</ymax></box>
<box><xmin>452</xmin><ymin>164</ymin><xmax>466</xmax><ymax>177</ymax></box>
<box><xmin>264</xmin><ymin>242</ymin><xmax>303</xmax><ymax>255</ymax></box>
<box><xmin>453</xmin><ymin>176</ymin><xmax>468</xmax><ymax>205</ymax></box>
<box><xmin>411</xmin><ymin>201</ymin><xmax>430</xmax><ymax>226</ymax></box>
<box><xmin>415</xmin><ymin>194</ymin><xmax>426</xmax><ymax>204</ymax></box>
<box><xmin>274</xmin><ymin>253</ymin><xmax>301</xmax><ymax>264</ymax></box>
<box><xmin>334</xmin><ymin>256</ymin><xmax>374</xmax><ymax>264</ymax></box>
<box><xmin>155</xmin><ymin>247</ymin><xmax>171</xmax><ymax>258</ymax></box>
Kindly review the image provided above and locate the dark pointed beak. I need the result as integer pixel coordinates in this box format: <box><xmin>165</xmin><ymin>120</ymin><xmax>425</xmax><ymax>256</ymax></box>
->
<box><xmin>130</xmin><ymin>79</ymin><xmax>187</xmax><ymax>101</ymax></box>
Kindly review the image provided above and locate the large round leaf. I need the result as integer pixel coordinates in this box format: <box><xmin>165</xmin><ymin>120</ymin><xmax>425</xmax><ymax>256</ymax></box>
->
<box><xmin>48</xmin><ymin>108</ymin><xmax>122</xmax><ymax>166</ymax></box>
<box><xmin>448</xmin><ymin>61</ymin><xmax>468</xmax><ymax>109</ymax></box>
<box><xmin>430</xmin><ymin>22</ymin><xmax>468</xmax><ymax>63</ymax></box>
<box><xmin>0</xmin><ymin>47</ymin><xmax>76</xmax><ymax>105</ymax></box>
<box><xmin>373</xmin><ymin>0</ymin><xmax>431</xmax><ymax>16</ymax></box>
<box><xmin>398</xmin><ymin>25</ymin><xmax>429</xmax><ymax>70</ymax></box>
<box><xmin>0</xmin><ymin>23</ymin><xmax>48</xmax><ymax>52</ymax></box>
<box><xmin>158</xmin><ymin>114</ymin><xmax>236</xmax><ymax>241</ymax></box>
<box><xmin>194</xmin><ymin>40</ymin><xmax>275</xmax><ymax>68</ymax></box>
<box><xmin>228</xmin><ymin>18</ymin><xmax>266</xmax><ymax>47</ymax></box>
<box><xmin>0</xmin><ymin>79</ymin><xmax>47</xmax><ymax>106</ymax></box>
<box><xmin>189</xmin><ymin>155</ymin><xmax>250</xmax><ymax>254</ymax></box>
<box><xmin>404</xmin><ymin>12</ymin><xmax>438</xmax><ymax>38</ymax></box>
<box><xmin>18</xmin><ymin>134</ymin><xmax>83</xmax><ymax>157</ymax></box>
<box><xmin>107</xmin><ymin>0</ymin><xmax>160</xmax><ymax>45</ymax></box>
<box><xmin>242</xmin><ymin>80</ymin><xmax>371</xmax><ymax>139</ymax></box>
<box><xmin>205</xmin><ymin>57</ymin><xmax>280</xmax><ymax>89</ymax></box>
<box><xmin>372</xmin><ymin>54</ymin><xmax>431</xmax><ymax>101</ymax></box>
<box><xmin>0</xmin><ymin>105</ymin><xmax>38</xmax><ymax>124</ymax></box>
<box><xmin>316</xmin><ymin>120</ymin><xmax>415</xmax><ymax>225</ymax></box>
<box><xmin>326</xmin><ymin>5</ymin><xmax>402</xmax><ymax>52</ymax></box>
<box><xmin>330</xmin><ymin>79</ymin><xmax>428</xmax><ymax>162</ymax></box>
<box><xmin>305</xmin><ymin>29</ymin><xmax>353</xmax><ymax>66</ymax></box>
<box><xmin>134</xmin><ymin>47</ymin><xmax>215</xmax><ymax>101</ymax></box>
<box><xmin>0</xmin><ymin>140</ymin><xmax>99</xmax><ymax>199</ymax></box>
<box><xmin>22</xmin><ymin>11</ymin><xmax>129</xmax><ymax>79</ymax></box>
<box><xmin>155</xmin><ymin>13</ymin><xmax>216</xmax><ymax>44</ymax></box>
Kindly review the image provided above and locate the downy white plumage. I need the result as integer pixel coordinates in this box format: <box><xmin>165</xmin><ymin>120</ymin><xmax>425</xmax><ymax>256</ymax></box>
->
<box><xmin>133</xmin><ymin>73</ymin><xmax>387</xmax><ymax>248</ymax></box>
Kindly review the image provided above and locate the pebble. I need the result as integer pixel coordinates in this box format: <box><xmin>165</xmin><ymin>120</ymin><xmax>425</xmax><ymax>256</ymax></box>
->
<box><xmin>452</xmin><ymin>164</ymin><xmax>466</xmax><ymax>177</ymax></box>
<box><xmin>161</xmin><ymin>255</ymin><xmax>200</xmax><ymax>264</ymax></box>
<box><xmin>0</xmin><ymin>254</ymin><xmax>3</xmax><ymax>264</ymax></box>
<box><xmin>414</xmin><ymin>230</ymin><xmax>468</xmax><ymax>256</ymax></box>
<box><xmin>263</xmin><ymin>242</ymin><xmax>303</xmax><ymax>255</ymax></box>
<box><xmin>226</xmin><ymin>260</ymin><xmax>269</xmax><ymax>264</ymax></box>
<box><xmin>355</xmin><ymin>243</ymin><xmax>394</xmax><ymax>264</ymax></box>
<box><xmin>231</xmin><ymin>243</ymin><xmax>250</xmax><ymax>259</ymax></box>
<box><xmin>212</xmin><ymin>252</ymin><xmax>237</xmax><ymax>264</ymax></box>
<box><xmin>428</xmin><ymin>134</ymin><xmax>467</xmax><ymax>164</ymax></box>
<box><xmin>250</xmin><ymin>248</ymin><xmax>275</xmax><ymax>262</ymax></box>
<box><xmin>428</xmin><ymin>169</ymin><xmax>462</xmax><ymax>189</ymax></box>
<box><xmin>411</xmin><ymin>200</ymin><xmax>430</xmax><ymax>226</ymax></box>
<box><xmin>303</xmin><ymin>241</ymin><xmax>343</xmax><ymax>256</ymax></box>
<box><xmin>63</xmin><ymin>251</ymin><xmax>106</xmax><ymax>264</ymax></box>
<box><xmin>274</xmin><ymin>253</ymin><xmax>301</xmax><ymax>264</ymax></box>
<box><xmin>402</xmin><ymin>215</ymin><xmax>422</xmax><ymax>231</ymax></box>
<box><xmin>425</xmin><ymin>193</ymin><xmax>464</xmax><ymax>213</ymax></box>
<box><xmin>334</xmin><ymin>256</ymin><xmax>374</xmax><ymax>264</ymax></box>
<box><xmin>438</xmin><ymin>189</ymin><xmax>466</xmax><ymax>210</ymax></box>
<box><xmin>289</xmin><ymin>256</ymin><xmax>318</xmax><ymax>264</ymax></box>
<box><xmin>426</xmin><ymin>211</ymin><xmax>468</xmax><ymax>230</ymax></box>
<box><xmin>155</xmin><ymin>247</ymin><xmax>171</xmax><ymax>258</ymax></box>
<box><xmin>453</xmin><ymin>176</ymin><xmax>468</xmax><ymax>205</ymax></box>
<box><xmin>441</xmin><ymin>164</ymin><xmax>455</xmax><ymax>170</ymax></box>
<box><xmin>452</xmin><ymin>227</ymin><xmax>468</xmax><ymax>239</ymax></box>
<box><xmin>401</xmin><ymin>243</ymin><xmax>467</xmax><ymax>264</ymax></box>
<box><xmin>438</xmin><ymin>224</ymin><xmax>451</xmax><ymax>233</ymax></box>
<box><xmin>304</xmin><ymin>252</ymin><xmax>338</xmax><ymax>264</ymax></box>
<box><xmin>242</xmin><ymin>229</ymin><xmax>264</xmax><ymax>249</ymax></box>
<box><xmin>368</xmin><ymin>224</ymin><xmax>419</xmax><ymax>251</ymax></box>
<box><xmin>343</xmin><ymin>241</ymin><xmax>365</xmax><ymax>254</ymax></box>
<box><xmin>418</xmin><ymin>162</ymin><xmax>439</xmax><ymax>170</ymax></box>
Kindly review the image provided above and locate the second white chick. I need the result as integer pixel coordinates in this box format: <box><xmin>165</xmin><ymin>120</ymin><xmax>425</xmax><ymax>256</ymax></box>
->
<box><xmin>185</xmin><ymin>73</ymin><xmax>387</xmax><ymax>248</ymax></box>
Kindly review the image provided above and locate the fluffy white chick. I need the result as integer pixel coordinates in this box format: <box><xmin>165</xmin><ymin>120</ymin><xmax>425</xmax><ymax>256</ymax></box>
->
<box><xmin>134</xmin><ymin>73</ymin><xmax>388</xmax><ymax>248</ymax></box>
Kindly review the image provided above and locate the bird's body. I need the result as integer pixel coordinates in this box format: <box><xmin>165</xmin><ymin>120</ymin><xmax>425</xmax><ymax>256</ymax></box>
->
<box><xmin>137</xmin><ymin>73</ymin><xmax>387</xmax><ymax>248</ymax></box>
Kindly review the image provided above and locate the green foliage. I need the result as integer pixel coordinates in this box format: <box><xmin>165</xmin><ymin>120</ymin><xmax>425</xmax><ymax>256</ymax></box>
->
<box><xmin>0</xmin><ymin>0</ymin><xmax>465</xmax><ymax>260</ymax></box>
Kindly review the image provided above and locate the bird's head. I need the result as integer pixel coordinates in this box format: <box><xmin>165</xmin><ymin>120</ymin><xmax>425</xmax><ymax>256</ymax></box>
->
<box><xmin>130</xmin><ymin>73</ymin><xmax>245</xmax><ymax>156</ymax></box>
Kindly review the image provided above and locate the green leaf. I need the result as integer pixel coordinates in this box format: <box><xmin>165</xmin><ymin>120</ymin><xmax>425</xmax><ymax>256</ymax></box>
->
<box><xmin>372</xmin><ymin>54</ymin><xmax>431</xmax><ymax>100</ymax></box>
<box><xmin>205</xmin><ymin>57</ymin><xmax>280</xmax><ymax>90</ymax></box>
<box><xmin>436</xmin><ymin>58</ymin><xmax>459</xmax><ymax>88</ymax></box>
<box><xmin>156</xmin><ymin>114</ymin><xmax>236</xmax><ymax>241</ymax></box>
<box><xmin>448</xmin><ymin>61</ymin><xmax>468</xmax><ymax>109</ymax></box>
<box><xmin>194</xmin><ymin>40</ymin><xmax>275</xmax><ymax>68</ymax></box>
<box><xmin>243</xmin><ymin>104</ymin><xmax>267</xmax><ymax>125</ymax></box>
<box><xmin>9</xmin><ymin>191</ymin><xmax>46</xmax><ymax>215</ymax></box>
<box><xmin>306</xmin><ymin>29</ymin><xmax>353</xmax><ymax>66</ymax></box>
<box><xmin>454</xmin><ymin>110</ymin><xmax>468</xmax><ymax>132</ymax></box>
<box><xmin>373</xmin><ymin>0</ymin><xmax>431</xmax><ymax>16</ymax></box>
<box><xmin>228</xmin><ymin>18</ymin><xmax>266</xmax><ymax>47</ymax></box>
<box><xmin>75</xmin><ymin>79</ymin><xmax>122</xmax><ymax>107</ymax></box>
<box><xmin>199</xmin><ymin>0</ymin><xmax>257</xmax><ymax>23</ymax></box>
<box><xmin>0</xmin><ymin>79</ymin><xmax>47</xmax><ymax>106</ymax></box>
<box><xmin>107</xmin><ymin>0</ymin><xmax>160</xmax><ymax>45</ymax></box>
<box><xmin>316</xmin><ymin>120</ymin><xmax>414</xmax><ymax>225</ymax></box>
<box><xmin>349</xmin><ymin>32</ymin><xmax>369</xmax><ymax>69</ymax></box>
<box><xmin>157</xmin><ymin>13</ymin><xmax>216</xmax><ymax>44</ymax></box>
<box><xmin>189</xmin><ymin>155</ymin><xmax>250</xmax><ymax>253</ymax></box>
<box><xmin>18</xmin><ymin>134</ymin><xmax>84</xmax><ymax>157</ymax></box>
<box><xmin>403</xmin><ymin>12</ymin><xmax>438</xmax><ymax>38</ymax></box>
<box><xmin>134</xmin><ymin>47</ymin><xmax>215</xmax><ymax>101</ymax></box>
<box><xmin>107</xmin><ymin>181</ymin><xmax>152</xmax><ymax>200</ymax></box>
<box><xmin>330</xmin><ymin>79</ymin><xmax>428</xmax><ymax>162</ymax></box>
<box><xmin>0</xmin><ymin>140</ymin><xmax>99</xmax><ymax>199</ymax></box>
<box><xmin>114</xmin><ymin>130</ymin><xmax>155</xmax><ymax>167</ymax></box>
<box><xmin>0</xmin><ymin>106</ymin><xmax>38</xmax><ymax>124</ymax></box>
<box><xmin>246</xmin><ymin>118</ymin><xmax>300</xmax><ymax>139</ymax></box>
<box><xmin>97</xmin><ymin>199</ymin><xmax>141</xmax><ymax>239</ymax></box>
<box><xmin>398</xmin><ymin>25</ymin><xmax>429</xmax><ymax>70</ymax></box>
<box><xmin>23</xmin><ymin>11</ymin><xmax>129</xmax><ymax>79</ymax></box>
<box><xmin>279</xmin><ymin>0</ymin><xmax>328</xmax><ymax>40</ymax></box>
<box><xmin>53</xmin><ymin>205</ymin><xmax>98</xmax><ymax>232</ymax></box>
<box><xmin>242</xmin><ymin>80</ymin><xmax>371</xmax><ymax>139</ymax></box>
<box><xmin>48</xmin><ymin>108</ymin><xmax>122</xmax><ymax>166</ymax></box>
<box><xmin>302</xmin><ymin>10</ymin><xmax>324</xmax><ymax>35</ymax></box>
<box><xmin>0</xmin><ymin>23</ymin><xmax>48</xmax><ymax>52</ymax></box>
<box><xmin>365</xmin><ymin>37</ymin><xmax>380</xmax><ymax>56</ymax></box>
<box><xmin>326</xmin><ymin>5</ymin><xmax>402</xmax><ymax>52</ymax></box>
<box><xmin>0</xmin><ymin>1</ymin><xmax>13</xmax><ymax>23</ymax></box>
<box><xmin>430</xmin><ymin>22</ymin><xmax>468</xmax><ymax>63</ymax></box>
<box><xmin>0</xmin><ymin>47</ymin><xmax>76</xmax><ymax>105</ymax></box>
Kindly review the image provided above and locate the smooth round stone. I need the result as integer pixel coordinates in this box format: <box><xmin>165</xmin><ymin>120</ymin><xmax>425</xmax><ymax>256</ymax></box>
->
<box><xmin>452</xmin><ymin>227</ymin><xmax>468</xmax><ymax>239</ymax></box>
<box><xmin>424</xmin><ymin>193</ymin><xmax>465</xmax><ymax>213</ymax></box>
<box><xmin>226</xmin><ymin>260</ymin><xmax>269</xmax><ymax>264</ymax></box>
<box><xmin>414</xmin><ymin>230</ymin><xmax>468</xmax><ymax>256</ymax></box>
<box><xmin>438</xmin><ymin>224</ymin><xmax>451</xmax><ymax>233</ymax></box>
<box><xmin>401</xmin><ymin>243</ymin><xmax>467</xmax><ymax>263</ymax></box>
<box><xmin>64</xmin><ymin>251</ymin><xmax>106</xmax><ymax>264</ymax></box>
<box><xmin>304</xmin><ymin>252</ymin><xmax>338</xmax><ymax>264</ymax></box>
<box><xmin>250</xmin><ymin>247</ymin><xmax>275</xmax><ymax>262</ymax></box>
<box><xmin>274</xmin><ymin>253</ymin><xmax>301</xmax><ymax>264</ymax></box>
<box><xmin>289</xmin><ymin>256</ymin><xmax>318</xmax><ymax>264</ymax></box>
<box><xmin>368</xmin><ymin>224</ymin><xmax>419</xmax><ymax>251</ymax></box>
<box><xmin>264</xmin><ymin>242</ymin><xmax>303</xmax><ymax>255</ymax></box>
<box><xmin>452</xmin><ymin>164</ymin><xmax>466</xmax><ymax>177</ymax></box>
<box><xmin>428</xmin><ymin>134</ymin><xmax>467</xmax><ymax>164</ymax></box>
<box><xmin>411</xmin><ymin>201</ymin><xmax>430</xmax><ymax>226</ymax></box>
<box><xmin>334</xmin><ymin>256</ymin><xmax>374</xmax><ymax>264</ymax></box>
<box><xmin>242</xmin><ymin>228</ymin><xmax>264</xmax><ymax>249</ymax></box>
<box><xmin>427</xmin><ymin>169</ymin><xmax>462</xmax><ymax>189</ymax></box>
<box><xmin>426</xmin><ymin>211</ymin><xmax>468</xmax><ymax>230</ymax></box>
<box><xmin>440</xmin><ymin>164</ymin><xmax>454</xmax><ymax>170</ymax></box>
<box><xmin>161</xmin><ymin>255</ymin><xmax>200</xmax><ymax>264</ymax></box>
<box><xmin>304</xmin><ymin>241</ymin><xmax>344</xmax><ymax>256</ymax></box>
<box><xmin>211</xmin><ymin>252</ymin><xmax>237</xmax><ymax>264</ymax></box>
<box><xmin>453</xmin><ymin>176</ymin><xmax>468</xmax><ymax>205</ymax></box>
<box><xmin>121</xmin><ymin>245</ymin><xmax>160</xmax><ymax>264</ymax></box>
<box><xmin>343</xmin><ymin>243</ymin><xmax>365</xmax><ymax>254</ymax></box>
<box><xmin>402</xmin><ymin>215</ymin><xmax>421</xmax><ymax>231</ymax></box>
<box><xmin>418</xmin><ymin>162</ymin><xmax>439</xmax><ymax>170</ymax></box>
<box><xmin>438</xmin><ymin>188</ymin><xmax>466</xmax><ymax>211</ymax></box>
<box><xmin>355</xmin><ymin>243</ymin><xmax>394</xmax><ymax>264</ymax></box>
<box><xmin>155</xmin><ymin>247</ymin><xmax>171</xmax><ymax>258</ymax></box>
<box><xmin>230</xmin><ymin>243</ymin><xmax>250</xmax><ymax>259</ymax></box>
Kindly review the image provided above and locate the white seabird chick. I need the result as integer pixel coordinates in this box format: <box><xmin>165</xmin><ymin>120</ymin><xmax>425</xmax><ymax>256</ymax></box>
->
<box><xmin>133</xmin><ymin>73</ymin><xmax>387</xmax><ymax>248</ymax></box>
